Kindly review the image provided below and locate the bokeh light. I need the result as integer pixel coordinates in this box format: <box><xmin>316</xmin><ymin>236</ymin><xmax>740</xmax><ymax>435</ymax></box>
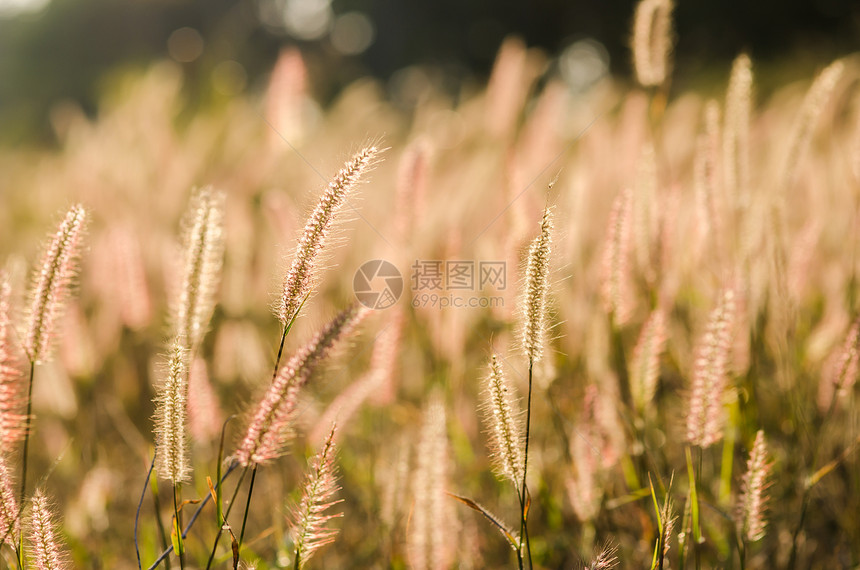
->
<box><xmin>167</xmin><ymin>27</ymin><xmax>204</xmax><ymax>64</ymax></box>
<box><xmin>330</xmin><ymin>11</ymin><xmax>375</xmax><ymax>56</ymax></box>
<box><xmin>558</xmin><ymin>38</ymin><xmax>609</xmax><ymax>92</ymax></box>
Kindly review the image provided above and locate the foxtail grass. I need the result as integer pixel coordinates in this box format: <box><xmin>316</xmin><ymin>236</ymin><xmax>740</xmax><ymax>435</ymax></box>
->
<box><xmin>157</xmin><ymin>341</ymin><xmax>191</xmax><ymax>570</ymax></box>
<box><xmin>601</xmin><ymin>190</ymin><xmax>634</xmax><ymax>327</ymax></box>
<box><xmin>28</xmin><ymin>489</ymin><xmax>68</xmax><ymax>570</ymax></box>
<box><xmin>276</xmin><ymin>147</ymin><xmax>380</xmax><ymax>327</ymax></box>
<box><xmin>407</xmin><ymin>396</ymin><xmax>454</xmax><ymax>570</ymax></box>
<box><xmin>629</xmin><ymin>308</ymin><xmax>667</xmax><ymax>414</ymax></box>
<box><xmin>483</xmin><ymin>353</ymin><xmax>524</xmax><ymax>492</ymax></box>
<box><xmin>588</xmin><ymin>543</ymin><xmax>619</xmax><ymax>570</ymax></box>
<box><xmin>819</xmin><ymin>315</ymin><xmax>860</xmax><ymax>414</ymax></box>
<box><xmin>517</xmin><ymin>206</ymin><xmax>553</xmax><ymax>569</ymax></box>
<box><xmin>0</xmin><ymin>454</ymin><xmax>19</xmax><ymax>551</ymax></box>
<box><xmin>291</xmin><ymin>423</ymin><xmax>343</xmax><ymax>569</ymax></box>
<box><xmin>736</xmin><ymin>431</ymin><xmax>771</xmax><ymax>545</ymax></box>
<box><xmin>686</xmin><ymin>287</ymin><xmax>736</xmax><ymax>448</ymax></box>
<box><xmin>235</xmin><ymin>305</ymin><xmax>367</xmax><ymax>467</ymax></box>
<box><xmin>723</xmin><ymin>54</ymin><xmax>753</xmax><ymax>213</ymax></box>
<box><xmin>23</xmin><ymin>205</ymin><xmax>87</xmax><ymax>365</ymax></box>
<box><xmin>0</xmin><ymin>276</ymin><xmax>26</xmax><ymax>450</ymax></box>
<box><xmin>174</xmin><ymin>187</ymin><xmax>225</xmax><ymax>352</ymax></box>
<box><xmin>782</xmin><ymin>59</ymin><xmax>845</xmax><ymax>184</ymax></box>
<box><xmin>632</xmin><ymin>0</ymin><xmax>674</xmax><ymax>88</ymax></box>
<box><xmin>18</xmin><ymin>205</ymin><xmax>87</xmax><ymax>561</ymax></box>
<box><xmin>154</xmin><ymin>342</ymin><xmax>190</xmax><ymax>484</ymax></box>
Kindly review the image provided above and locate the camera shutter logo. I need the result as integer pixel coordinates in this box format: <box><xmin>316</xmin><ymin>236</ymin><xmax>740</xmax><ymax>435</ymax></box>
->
<box><xmin>353</xmin><ymin>260</ymin><xmax>403</xmax><ymax>309</ymax></box>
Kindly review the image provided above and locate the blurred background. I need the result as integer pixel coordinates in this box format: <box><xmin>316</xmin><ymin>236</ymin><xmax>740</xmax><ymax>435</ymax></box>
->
<box><xmin>1</xmin><ymin>0</ymin><xmax>859</xmax><ymax>145</ymax></box>
<box><xmin>2</xmin><ymin>0</ymin><xmax>860</xmax><ymax>567</ymax></box>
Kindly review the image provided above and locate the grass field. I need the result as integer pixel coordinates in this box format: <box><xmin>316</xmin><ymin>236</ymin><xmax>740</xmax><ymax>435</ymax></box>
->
<box><xmin>1</xmin><ymin>2</ymin><xmax>859</xmax><ymax>568</ymax></box>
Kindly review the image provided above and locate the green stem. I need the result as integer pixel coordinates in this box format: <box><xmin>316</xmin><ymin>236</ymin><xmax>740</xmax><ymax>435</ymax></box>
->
<box><xmin>215</xmin><ymin>416</ymin><xmax>236</xmax><ymax>528</ymax></box>
<box><xmin>518</xmin><ymin>359</ymin><xmax>534</xmax><ymax>570</ymax></box>
<box><xmin>695</xmin><ymin>447</ymin><xmax>702</xmax><ymax>570</ymax></box>
<box><xmin>135</xmin><ymin>451</ymin><xmax>157</xmax><ymax>570</ymax></box>
<box><xmin>274</xmin><ymin>325</ymin><xmax>288</xmax><ymax>383</ymax></box>
<box><xmin>787</xmin><ymin>491</ymin><xmax>810</xmax><ymax>570</ymax></box>
<box><xmin>205</xmin><ymin>465</ymin><xmax>249</xmax><ymax>570</ymax></box>
<box><xmin>173</xmin><ymin>484</ymin><xmax>185</xmax><ymax>570</ymax></box>
<box><xmin>151</xmin><ymin>474</ymin><xmax>171</xmax><ymax>570</ymax></box>
<box><xmin>238</xmin><ymin>465</ymin><xmax>258</xmax><ymax>553</ymax></box>
<box><xmin>274</xmin><ymin>297</ymin><xmax>306</xmax><ymax>383</ymax></box>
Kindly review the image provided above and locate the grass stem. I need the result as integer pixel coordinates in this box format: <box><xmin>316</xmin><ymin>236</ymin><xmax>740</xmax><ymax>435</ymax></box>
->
<box><xmin>518</xmin><ymin>359</ymin><xmax>535</xmax><ymax>570</ymax></box>
<box><xmin>136</xmin><ymin>451</ymin><xmax>157</xmax><ymax>570</ymax></box>
<box><xmin>173</xmin><ymin>484</ymin><xmax>185</xmax><ymax>569</ymax></box>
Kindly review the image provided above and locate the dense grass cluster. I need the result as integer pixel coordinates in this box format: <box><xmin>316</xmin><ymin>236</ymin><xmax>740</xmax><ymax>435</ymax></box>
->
<box><xmin>1</xmin><ymin>3</ymin><xmax>859</xmax><ymax>568</ymax></box>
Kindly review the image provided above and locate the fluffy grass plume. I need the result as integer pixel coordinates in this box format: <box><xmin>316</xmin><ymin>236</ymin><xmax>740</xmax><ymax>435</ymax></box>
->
<box><xmin>693</xmin><ymin>102</ymin><xmax>723</xmax><ymax>256</ymax></box>
<box><xmin>587</xmin><ymin>542</ymin><xmax>619</xmax><ymax>570</ymax></box>
<box><xmin>408</xmin><ymin>396</ymin><xmax>454</xmax><ymax>570</ymax></box>
<box><xmin>736</xmin><ymin>430</ymin><xmax>771</xmax><ymax>542</ymax></box>
<box><xmin>565</xmin><ymin>384</ymin><xmax>604</xmax><ymax>522</ymax></box>
<box><xmin>818</xmin><ymin>315</ymin><xmax>860</xmax><ymax>412</ymax></box>
<box><xmin>629</xmin><ymin>308</ymin><xmax>667</xmax><ymax>413</ymax></box>
<box><xmin>686</xmin><ymin>287</ymin><xmax>736</xmax><ymax>448</ymax></box>
<box><xmin>0</xmin><ymin>275</ymin><xmax>26</xmax><ymax>449</ymax></box>
<box><xmin>23</xmin><ymin>205</ymin><xmax>87</xmax><ymax>364</ymax></box>
<box><xmin>235</xmin><ymin>306</ymin><xmax>367</xmax><ymax>466</ymax></box>
<box><xmin>522</xmin><ymin>207</ymin><xmax>553</xmax><ymax>363</ymax></box>
<box><xmin>0</xmin><ymin>453</ymin><xmax>19</xmax><ymax>546</ymax></box>
<box><xmin>659</xmin><ymin>496</ymin><xmax>676</xmax><ymax>562</ymax></box>
<box><xmin>632</xmin><ymin>0</ymin><xmax>674</xmax><ymax>88</ymax></box>
<box><xmin>276</xmin><ymin>147</ymin><xmax>380</xmax><ymax>325</ymax></box>
<box><xmin>723</xmin><ymin>53</ymin><xmax>753</xmax><ymax>207</ymax></box>
<box><xmin>601</xmin><ymin>189</ymin><xmax>634</xmax><ymax>326</ymax></box>
<box><xmin>154</xmin><ymin>341</ymin><xmax>190</xmax><ymax>483</ymax></box>
<box><xmin>291</xmin><ymin>423</ymin><xmax>343</xmax><ymax>569</ymax></box>
<box><xmin>28</xmin><ymin>489</ymin><xmax>68</xmax><ymax>570</ymax></box>
<box><xmin>174</xmin><ymin>186</ymin><xmax>225</xmax><ymax>351</ymax></box>
<box><xmin>782</xmin><ymin>59</ymin><xmax>845</xmax><ymax>183</ymax></box>
<box><xmin>483</xmin><ymin>353</ymin><xmax>524</xmax><ymax>491</ymax></box>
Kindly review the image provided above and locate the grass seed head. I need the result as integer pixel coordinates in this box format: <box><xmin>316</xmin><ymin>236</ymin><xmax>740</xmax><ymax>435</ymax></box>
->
<box><xmin>277</xmin><ymin>147</ymin><xmax>380</xmax><ymax>325</ymax></box>
<box><xmin>24</xmin><ymin>205</ymin><xmax>87</xmax><ymax>364</ymax></box>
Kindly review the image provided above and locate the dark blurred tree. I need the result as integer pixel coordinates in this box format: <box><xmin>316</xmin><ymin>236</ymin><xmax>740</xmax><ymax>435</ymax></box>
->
<box><xmin>1</xmin><ymin>0</ymin><xmax>859</xmax><ymax>145</ymax></box>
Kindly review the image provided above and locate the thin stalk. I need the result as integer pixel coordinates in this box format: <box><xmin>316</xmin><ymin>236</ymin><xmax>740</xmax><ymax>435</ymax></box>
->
<box><xmin>274</xmin><ymin>297</ymin><xmax>307</xmax><ymax>383</ymax></box>
<box><xmin>136</xmin><ymin>452</ymin><xmax>158</xmax><ymax>570</ymax></box>
<box><xmin>518</xmin><ymin>359</ymin><xmax>534</xmax><ymax>570</ymax></box>
<box><xmin>17</xmin><ymin>361</ymin><xmax>35</xmax><ymax>558</ymax></box>
<box><xmin>222</xmin><ymin>300</ymin><xmax>300</xmax><ymax>567</ymax></box>
<box><xmin>216</xmin><ymin>416</ymin><xmax>237</xmax><ymax>528</ymax></box>
<box><xmin>274</xmin><ymin>325</ymin><xmax>288</xmax><ymax>383</ymax></box>
<box><xmin>204</xmin><ymin>465</ymin><xmax>249</xmax><ymax>570</ymax></box>
<box><xmin>786</xmin><ymin>492</ymin><xmax>810</xmax><ymax>570</ymax></box>
<box><xmin>173</xmin><ymin>484</ymin><xmax>185</xmax><ymax>569</ymax></box>
<box><xmin>238</xmin><ymin>465</ymin><xmax>258</xmax><ymax>553</ymax></box>
<box><xmin>151</xmin><ymin>474</ymin><xmax>171</xmax><ymax>570</ymax></box>
<box><xmin>150</xmin><ymin>461</ymin><xmax>239</xmax><ymax>570</ymax></box>
<box><xmin>695</xmin><ymin>447</ymin><xmax>702</xmax><ymax>570</ymax></box>
<box><xmin>514</xmin><ymin>490</ymin><xmax>525</xmax><ymax>570</ymax></box>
